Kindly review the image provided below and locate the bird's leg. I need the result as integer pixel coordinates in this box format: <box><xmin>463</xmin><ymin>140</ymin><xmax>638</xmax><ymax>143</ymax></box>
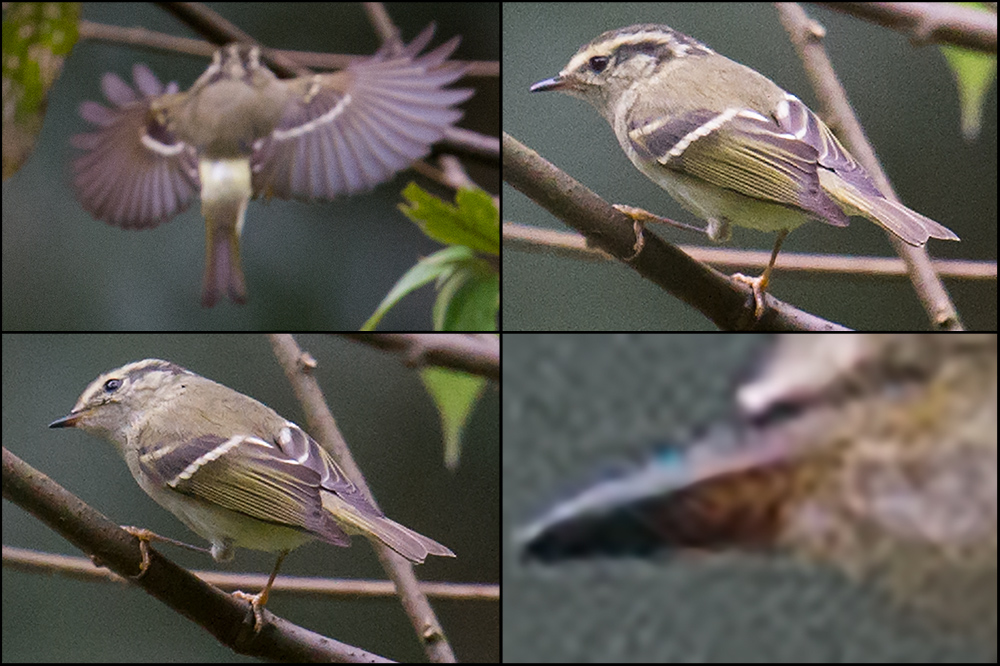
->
<box><xmin>731</xmin><ymin>229</ymin><xmax>789</xmax><ymax>318</ymax></box>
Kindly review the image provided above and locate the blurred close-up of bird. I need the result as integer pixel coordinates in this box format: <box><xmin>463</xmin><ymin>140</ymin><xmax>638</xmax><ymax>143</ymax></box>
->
<box><xmin>518</xmin><ymin>335</ymin><xmax>997</xmax><ymax>655</ymax></box>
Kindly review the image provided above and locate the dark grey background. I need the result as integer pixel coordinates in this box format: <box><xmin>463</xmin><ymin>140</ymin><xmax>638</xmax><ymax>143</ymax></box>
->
<box><xmin>503</xmin><ymin>334</ymin><xmax>993</xmax><ymax>662</ymax></box>
<box><xmin>2</xmin><ymin>334</ymin><xmax>498</xmax><ymax>662</ymax></box>
<box><xmin>503</xmin><ymin>4</ymin><xmax>997</xmax><ymax>330</ymax></box>
<box><xmin>2</xmin><ymin>3</ymin><xmax>498</xmax><ymax>329</ymax></box>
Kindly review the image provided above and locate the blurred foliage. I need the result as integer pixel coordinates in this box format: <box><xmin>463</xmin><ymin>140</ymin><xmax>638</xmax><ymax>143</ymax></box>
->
<box><xmin>2</xmin><ymin>2</ymin><xmax>78</xmax><ymax>179</ymax></box>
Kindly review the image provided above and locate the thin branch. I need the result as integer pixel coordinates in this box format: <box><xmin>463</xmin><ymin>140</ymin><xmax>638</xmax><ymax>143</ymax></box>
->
<box><xmin>504</xmin><ymin>132</ymin><xmax>849</xmax><ymax>331</ymax></box>
<box><xmin>504</xmin><ymin>221</ymin><xmax>996</xmax><ymax>280</ymax></box>
<box><xmin>339</xmin><ymin>333</ymin><xmax>499</xmax><ymax>381</ymax></box>
<box><xmin>1</xmin><ymin>447</ymin><xmax>385</xmax><ymax>661</ymax></box>
<box><xmin>2</xmin><ymin>545</ymin><xmax>497</xmax><ymax>601</ymax></box>
<box><xmin>775</xmin><ymin>3</ymin><xmax>963</xmax><ymax>330</ymax></box>
<box><xmin>268</xmin><ymin>334</ymin><xmax>458</xmax><ymax>663</ymax></box>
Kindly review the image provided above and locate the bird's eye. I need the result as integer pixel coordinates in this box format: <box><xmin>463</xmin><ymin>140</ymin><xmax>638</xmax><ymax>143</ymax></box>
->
<box><xmin>588</xmin><ymin>56</ymin><xmax>609</xmax><ymax>73</ymax></box>
<box><xmin>103</xmin><ymin>378</ymin><xmax>122</xmax><ymax>393</ymax></box>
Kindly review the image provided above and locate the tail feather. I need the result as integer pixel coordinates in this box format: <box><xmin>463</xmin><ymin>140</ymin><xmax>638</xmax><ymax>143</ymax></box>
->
<box><xmin>323</xmin><ymin>493</ymin><xmax>454</xmax><ymax>563</ymax></box>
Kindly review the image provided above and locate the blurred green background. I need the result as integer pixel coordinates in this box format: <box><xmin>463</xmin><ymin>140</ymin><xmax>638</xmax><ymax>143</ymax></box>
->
<box><xmin>2</xmin><ymin>3</ymin><xmax>498</xmax><ymax>329</ymax></box>
<box><xmin>503</xmin><ymin>3</ymin><xmax>996</xmax><ymax>330</ymax></box>
<box><xmin>3</xmin><ymin>334</ymin><xmax>498</xmax><ymax>662</ymax></box>
<box><xmin>503</xmin><ymin>334</ymin><xmax>994</xmax><ymax>662</ymax></box>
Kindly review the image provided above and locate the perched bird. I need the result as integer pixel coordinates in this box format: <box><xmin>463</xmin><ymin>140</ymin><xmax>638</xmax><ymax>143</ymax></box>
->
<box><xmin>50</xmin><ymin>359</ymin><xmax>454</xmax><ymax>630</ymax></box>
<box><xmin>71</xmin><ymin>25</ymin><xmax>471</xmax><ymax>306</ymax></box>
<box><xmin>519</xmin><ymin>335</ymin><xmax>997</xmax><ymax>648</ymax></box>
<box><xmin>529</xmin><ymin>25</ymin><xmax>959</xmax><ymax>316</ymax></box>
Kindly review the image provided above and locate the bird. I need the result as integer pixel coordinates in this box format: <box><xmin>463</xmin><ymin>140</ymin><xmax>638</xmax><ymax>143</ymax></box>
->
<box><xmin>71</xmin><ymin>25</ymin><xmax>471</xmax><ymax>306</ymax></box>
<box><xmin>518</xmin><ymin>334</ymin><xmax>997</xmax><ymax>649</ymax></box>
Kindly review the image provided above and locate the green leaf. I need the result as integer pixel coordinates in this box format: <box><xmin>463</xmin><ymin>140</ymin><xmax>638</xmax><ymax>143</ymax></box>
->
<box><xmin>940</xmin><ymin>4</ymin><xmax>997</xmax><ymax>140</ymax></box>
<box><xmin>363</xmin><ymin>185</ymin><xmax>499</xmax><ymax>330</ymax></box>
<box><xmin>420</xmin><ymin>365</ymin><xmax>489</xmax><ymax>469</ymax></box>
<box><xmin>362</xmin><ymin>246</ymin><xmax>498</xmax><ymax>331</ymax></box>
<box><xmin>398</xmin><ymin>182</ymin><xmax>499</xmax><ymax>254</ymax></box>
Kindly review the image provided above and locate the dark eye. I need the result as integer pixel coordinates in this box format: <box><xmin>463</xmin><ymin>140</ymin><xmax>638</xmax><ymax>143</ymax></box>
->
<box><xmin>103</xmin><ymin>378</ymin><xmax>122</xmax><ymax>393</ymax></box>
<box><xmin>588</xmin><ymin>55</ymin><xmax>609</xmax><ymax>73</ymax></box>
